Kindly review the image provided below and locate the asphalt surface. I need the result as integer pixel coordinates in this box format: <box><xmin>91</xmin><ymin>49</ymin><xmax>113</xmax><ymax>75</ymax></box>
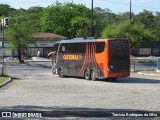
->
<box><xmin>0</xmin><ymin>63</ymin><xmax>160</xmax><ymax>119</ymax></box>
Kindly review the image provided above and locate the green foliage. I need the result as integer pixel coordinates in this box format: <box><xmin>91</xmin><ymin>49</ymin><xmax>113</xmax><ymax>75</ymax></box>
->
<box><xmin>93</xmin><ymin>7</ymin><xmax>109</xmax><ymax>37</ymax></box>
<box><xmin>5</xmin><ymin>19</ymin><xmax>34</xmax><ymax>62</ymax></box>
<box><xmin>136</xmin><ymin>10</ymin><xmax>155</xmax><ymax>30</ymax></box>
<box><xmin>9</xmin><ymin>7</ymin><xmax>42</xmax><ymax>33</ymax></box>
<box><xmin>0</xmin><ymin>4</ymin><xmax>16</xmax><ymax>16</ymax></box>
<box><xmin>40</xmin><ymin>2</ymin><xmax>91</xmax><ymax>38</ymax></box>
<box><xmin>101</xmin><ymin>21</ymin><xmax>156</xmax><ymax>47</ymax></box>
<box><xmin>6</xmin><ymin>24</ymin><xmax>33</xmax><ymax>49</ymax></box>
<box><xmin>0</xmin><ymin>1</ymin><xmax>160</xmax><ymax>42</ymax></box>
<box><xmin>153</xmin><ymin>12</ymin><xmax>160</xmax><ymax>40</ymax></box>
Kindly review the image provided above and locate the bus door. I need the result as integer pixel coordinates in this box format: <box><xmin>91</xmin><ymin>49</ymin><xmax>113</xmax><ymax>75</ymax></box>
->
<box><xmin>58</xmin><ymin>44</ymin><xmax>70</xmax><ymax>75</ymax></box>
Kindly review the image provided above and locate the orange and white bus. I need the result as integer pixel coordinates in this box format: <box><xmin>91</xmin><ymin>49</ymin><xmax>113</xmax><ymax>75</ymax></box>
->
<box><xmin>50</xmin><ymin>38</ymin><xmax>130</xmax><ymax>80</ymax></box>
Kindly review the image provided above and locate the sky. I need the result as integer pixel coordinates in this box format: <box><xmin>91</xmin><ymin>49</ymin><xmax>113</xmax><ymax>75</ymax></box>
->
<box><xmin>0</xmin><ymin>0</ymin><xmax>160</xmax><ymax>14</ymax></box>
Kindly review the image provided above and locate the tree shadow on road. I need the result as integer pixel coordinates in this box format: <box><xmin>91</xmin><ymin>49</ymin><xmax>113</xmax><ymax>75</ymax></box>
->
<box><xmin>99</xmin><ymin>77</ymin><xmax>160</xmax><ymax>84</ymax></box>
<box><xmin>63</xmin><ymin>75</ymin><xmax>160</xmax><ymax>84</ymax></box>
<box><xmin>58</xmin><ymin>75</ymin><xmax>160</xmax><ymax>84</ymax></box>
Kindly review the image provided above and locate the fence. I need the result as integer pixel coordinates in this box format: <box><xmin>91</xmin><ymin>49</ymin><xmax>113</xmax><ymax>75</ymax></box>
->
<box><xmin>0</xmin><ymin>47</ymin><xmax>53</xmax><ymax>58</ymax></box>
<box><xmin>131</xmin><ymin>48</ymin><xmax>160</xmax><ymax>56</ymax></box>
<box><xmin>157</xmin><ymin>58</ymin><xmax>160</xmax><ymax>70</ymax></box>
<box><xmin>131</xmin><ymin>58</ymin><xmax>157</xmax><ymax>72</ymax></box>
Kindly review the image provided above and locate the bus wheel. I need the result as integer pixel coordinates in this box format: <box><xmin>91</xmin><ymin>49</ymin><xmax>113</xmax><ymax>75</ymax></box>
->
<box><xmin>58</xmin><ymin>68</ymin><xmax>64</xmax><ymax>78</ymax></box>
<box><xmin>91</xmin><ymin>70</ymin><xmax>97</xmax><ymax>81</ymax></box>
<box><xmin>84</xmin><ymin>69</ymin><xmax>90</xmax><ymax>80</ymax></box>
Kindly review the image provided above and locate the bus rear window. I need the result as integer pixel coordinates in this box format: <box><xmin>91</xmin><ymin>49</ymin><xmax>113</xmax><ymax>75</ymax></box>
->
<box><xmin>109</xmin><ymin>40</ymin><xmax>128</xmax><ymax>48</ymax></box>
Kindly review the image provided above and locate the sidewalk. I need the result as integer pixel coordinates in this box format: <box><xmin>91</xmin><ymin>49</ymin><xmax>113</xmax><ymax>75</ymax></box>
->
<box><xmin>137</xmin><ymin>70</ymin><xmax>160</xmax><ymax>76</ymax></box>
<box><xmin>131</xmin><ymin>56</ymin><xmax>159</xmax><ymax>60</ymax></box>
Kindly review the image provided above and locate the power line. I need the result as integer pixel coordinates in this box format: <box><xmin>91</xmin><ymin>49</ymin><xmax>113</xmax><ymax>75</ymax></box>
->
<box><xmin>1</xmin><ymin>0</ymin><xmax>67</xmax><ymax>4</ymax></box>
<box><xmin>1</xmin><ymin>0</ymin><xmax>160</xmax><ymax>10</ymax></box>
<box><xmin>103</xmin><ymin>0</ymin><xmax>160</xmax><ymax>10</ymax></box>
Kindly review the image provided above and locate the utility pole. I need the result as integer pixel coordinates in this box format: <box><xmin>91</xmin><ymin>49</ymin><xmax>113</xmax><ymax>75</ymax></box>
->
<box><xmin>1</xmin><ymin>16</ymin><xmax>8</xmax><ymax>75</ymax></box>
<box><xmin>1</xmin><ymin>16</ymin><xmax>5</xmax><ymax>75</ymax></box>
<box><xmin>90</xmin><ymin>0</ymin><xmax>93</xmax><ymax>37</ymax></box>
<box><xmin>130</xmin><ymin>0</ymin><xmax>132</xmax><ymax>21</ymax></box>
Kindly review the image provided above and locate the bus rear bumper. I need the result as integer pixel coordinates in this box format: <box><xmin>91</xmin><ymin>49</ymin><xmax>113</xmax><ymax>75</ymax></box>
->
<box><xmin>107</xmin><ymin>72</ymin><xmax>130</xmax><ymax>78</ymax></box>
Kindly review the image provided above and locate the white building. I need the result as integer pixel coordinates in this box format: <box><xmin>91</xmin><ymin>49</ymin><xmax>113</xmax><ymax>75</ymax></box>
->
<box><xmin>0</xmin><ymin>32</ymin><xmax>66</xmax><ymax>57</ymax></box>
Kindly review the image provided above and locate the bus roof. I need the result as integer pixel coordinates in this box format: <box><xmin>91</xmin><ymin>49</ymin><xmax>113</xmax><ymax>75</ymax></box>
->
<box><xmin>54</xmin><ymin>38</ymin><xmax>128</xmax><ymax>44</ymax></box>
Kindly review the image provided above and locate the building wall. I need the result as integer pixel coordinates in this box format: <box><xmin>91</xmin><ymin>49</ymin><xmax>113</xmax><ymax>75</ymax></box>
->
<box><xmin>0</xmin><ymin>39</ymin><xmax>57</xmax><ymax>58</ymax></box>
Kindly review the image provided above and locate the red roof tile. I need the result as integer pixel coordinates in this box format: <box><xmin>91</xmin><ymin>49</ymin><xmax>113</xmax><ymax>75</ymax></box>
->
<box><xmin>32</xmin><ymin>32</ymin><xmax>66</xmax><ymax>40</ymax></box>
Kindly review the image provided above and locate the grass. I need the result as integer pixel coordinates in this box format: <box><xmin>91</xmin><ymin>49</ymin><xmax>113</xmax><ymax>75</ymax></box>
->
<box><xmin>0</xmin><ymin>75</ymin><xmax>9</xmax><ymax>84</ymax></box>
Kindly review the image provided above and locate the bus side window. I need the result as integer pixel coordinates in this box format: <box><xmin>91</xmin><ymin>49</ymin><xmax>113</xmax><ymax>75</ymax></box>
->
<box><xmin>96</xmin><ymin>42</ymin><xmax>105</xmax><ymax>53</ymax></box>
<box><xmin>59</xmin><ymin>44</ymin><xmax>67</xmax><ymax>54</ymax></box>
<box><xmin>66</xmin><ymin>43</ymin><xmax>71</xmax><ymax>53</ymax></box>
<box><xmin>59</xmin><ymin>43</ymin><xmax>85</xmax><ymax>54</ymax></box>
<box><xmin>79</xmin><ymin>43</ymin><xmax>85</xmax><ymax>53</ymax></box>
<box><xmin>68</xmin><ymin>43</ymin><xmax>85</xmax><ymax>53</ymax></box>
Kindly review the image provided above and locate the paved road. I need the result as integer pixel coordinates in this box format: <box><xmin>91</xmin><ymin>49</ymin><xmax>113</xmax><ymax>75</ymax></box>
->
<box><xmin>0</xmin><ymin>63</ymin><xmax>160</xmax><ymax>119</ymax></box>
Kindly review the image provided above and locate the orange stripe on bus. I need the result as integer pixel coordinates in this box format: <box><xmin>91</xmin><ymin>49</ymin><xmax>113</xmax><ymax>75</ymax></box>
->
<box><xmin>80</xmin><ymin>43</ymin><xmax>88</xmax><ymax>74</ymax></box>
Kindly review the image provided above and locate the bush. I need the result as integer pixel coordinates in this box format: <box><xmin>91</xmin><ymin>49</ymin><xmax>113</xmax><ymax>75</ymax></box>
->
<box><xmin>101</xmin><ymin>21</ymin><xmax>156</xmax><ymax>48</ymax></box>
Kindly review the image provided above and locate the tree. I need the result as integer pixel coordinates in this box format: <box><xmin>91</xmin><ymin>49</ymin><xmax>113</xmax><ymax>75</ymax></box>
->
<box><xmin>9</xmin><ymin>7</ymin><xmax>42</xmax><ymax>33</ymax></box>
<box><xmin>119</xmin><ymin>12</ymin><xmax>135</xmax><ymax>21</ymax></box>
<box><xmin>93</xmin><ymin>7</ymin><xmax>110</xmax><ymax>37</ymax></box>
<box><xmin>6</xmin><ymin>24</ymin><xmax>34</xmax><ymax>63</ymax></box>
<box><xmin>0</xmin><ymin>4</ymin><xmax>16</xmax><ymax>16</ymax></box>
<box><xmin>135</xmin><ymin>9</ymin><xmax>155</xmax><ymax>30</ymax></box>
<box><xmin>70</xmin><ymin>16</ymin><xmax>90</xmax><ymax>37</ymax></box>
<box><xmin>40</xmin><ymin>2</ymin><xmax>91</xmax><ymax>38</ymax></box>
<box><xmin>154</xmin><ymin>12</ymin><xmax>160</xmax><ymax>40</ymax></box>
<box><xmin>101</xmin><ymin>21</ymin><xmax>156</xmax><ymax>48</ymax></box>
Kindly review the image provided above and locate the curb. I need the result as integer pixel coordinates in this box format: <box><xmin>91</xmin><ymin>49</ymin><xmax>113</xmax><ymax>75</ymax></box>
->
<box><xmin>0</xmin><ymin>77</ymin><xmax>12</xmax><ymax>88</ymax></box>
<box><xmin>137</xmin><ymin>72</ymin><xmax>160</xmax><ymax>76</ymax></box>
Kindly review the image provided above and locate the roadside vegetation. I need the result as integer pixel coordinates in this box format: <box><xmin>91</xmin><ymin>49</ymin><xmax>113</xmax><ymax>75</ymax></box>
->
<box><xmin>0</xmin><ymin>75</ymin><xmax>9</xmax><ymax>85</ymax></box>
<box><xmin>0</xmin><ymin>1</ymin><xmax>160</xmax><ymax>62</ymax></box>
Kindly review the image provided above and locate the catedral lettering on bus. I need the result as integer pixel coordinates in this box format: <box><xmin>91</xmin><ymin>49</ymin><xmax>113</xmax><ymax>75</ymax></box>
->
<box><xmin>49</xmin><ymin>37</ymin><xmax>130</xmax><ymax>81</ymax></box>
<box><xmin>63</xmin><ymin>54</ymin><xmax>82</xmax><ymax>60</ymax></box>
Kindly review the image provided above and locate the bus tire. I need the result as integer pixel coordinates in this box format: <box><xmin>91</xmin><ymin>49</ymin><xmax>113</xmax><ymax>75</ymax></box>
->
<box><xmin>58</xmin><ymin>68</ymin><xmax>64</xmax><ymax>78</ymax></box>
<box><xmin>84</xmin><ymin>69</ymin><xmax>90</xmax><ymax>80</ymax></box>
<box><xmin>91</xmin><ymin>70</ymin><xmax>98</xmax><ymax>81</ymax></box>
